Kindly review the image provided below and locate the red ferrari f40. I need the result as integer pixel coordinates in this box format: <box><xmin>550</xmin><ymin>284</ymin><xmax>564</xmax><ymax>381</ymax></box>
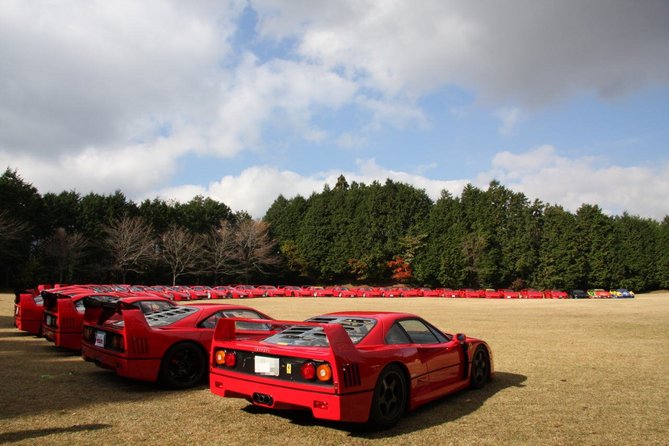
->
<box><xmin>209</xmin><ymin>311</ymin><xmax>493</xmax><ymax>427</ymax></box>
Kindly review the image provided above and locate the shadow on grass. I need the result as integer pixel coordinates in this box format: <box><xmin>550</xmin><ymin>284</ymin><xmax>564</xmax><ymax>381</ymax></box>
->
<box><xmin>0</xmin><ymin>423</ymin><xmax>112</xmax><ymax>444</ymax></box>
<box><xmin>242</xmin><ymin>371</ymin><xmax>527</xmax><ymax>437</ymax></box>
<box><xmin>0</xmin><ymin>314</ymin><xmax>203</xmax><ymax>420</ymax></box>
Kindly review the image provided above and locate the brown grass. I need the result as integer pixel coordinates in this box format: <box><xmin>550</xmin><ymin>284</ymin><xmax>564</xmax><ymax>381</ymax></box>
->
<box><xmin>1</xmin><ymin>294</ymin><xmax>668</xmax><ymax>445</ymax></box>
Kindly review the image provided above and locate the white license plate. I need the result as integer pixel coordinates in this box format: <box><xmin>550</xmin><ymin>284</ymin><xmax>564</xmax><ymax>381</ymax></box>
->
<box><xmin>95</xmin><ymin>331</ymin><xmax>106</xmax><ymax>347</ymax></box>
<box><xmin>254</xmin><ymin>356</ymin><xmax>280</xmax><ymax>376</ymax></box>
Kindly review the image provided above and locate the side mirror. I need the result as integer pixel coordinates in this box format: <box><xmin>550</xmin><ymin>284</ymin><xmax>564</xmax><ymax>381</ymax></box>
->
<box><xmin>456</xmin><ymin>333</ymin><xmax>466</xmax><ymax>342</ymax></box>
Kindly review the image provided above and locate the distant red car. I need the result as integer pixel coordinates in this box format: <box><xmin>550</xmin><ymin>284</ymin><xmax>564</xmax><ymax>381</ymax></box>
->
<box><xmin>460</xmin><ymin>289</ymin><xmax>484</xmax><ymax>298</ymax></box>
<box><xmin>498</xmin><ymin>289</ymin><xmax>519</xmax><ymax>299</ymax></box>
<box><xmin>210</xmin><ymin>311</ymin><xmax>493</xmax><ymax>427</ymax></box>
<box><xmin>354</xmin><ymin>286</ymin><xmax>383</xmax><ymax>298</ymax></box>
<box><xmin>235</xmin><ymin>285</ymin><xmax>265</xmax><ymax>298</ymax></box>
<box><xmin>414</xmin><ymin>287</ymin><xmax>440</xmax><ymax>297</ymax></box>
<box><xmin>82</xmin><ymin>302</ymin><xmax>273</xmax><ymax>389</ymax></box>
<box><xmin>439</xmin><ymin>288</ymin><xmax>460</xmax><ymax>298</ymax></box>
<box><xmin>543</xmin><ymin>289</ymin><xmax>568</xmax><ymax>299</ymax></box>
<box><xmin>520</xmin><ymin>289</ymin><xmax>543</xmax><ymax>299</ymax></box>
<box><xmin>14</xmin><ymin>290</ymin><xmax>45</xmax><ymax>335</ymax></box>
<box><xmin>331</xmin><ymin>287</ymin><xmax>357</xmax><ymax>298</ymax></box>
<box><xmin>42</xmin><ymin>289</ymin><xmax>173</xmax><ymax>350</ymax></box>
<box><xmin>483</xmin><ymin>289</ymin><xmax>502</xmax><ymax>299</ymax></box>
<box><xmin>272</xmin><ymin>286</ymin><xmax>310</xmax><ymax>297</ymax></box>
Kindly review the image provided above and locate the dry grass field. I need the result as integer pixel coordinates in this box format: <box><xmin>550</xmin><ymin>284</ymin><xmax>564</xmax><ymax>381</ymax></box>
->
<box><xmin>1</xmin><ymin>293</ymin><xmax>668</xmax><ymax>445</ymax></box>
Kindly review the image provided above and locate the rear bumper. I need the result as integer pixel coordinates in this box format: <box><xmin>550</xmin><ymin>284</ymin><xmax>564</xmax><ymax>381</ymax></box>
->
<box><xmin>15</xmin><ymin>317</ymin><xmax>42</xmax><ymax>335</ymax></box>
<box><xmin>210</xmin><ymin>370</ymin><xmax>373</xmax><ymax>423</ymax></box>
<box><xmin>42</xmin><ymin>327</ymin><xmax>81</xmax><ymax>350</ymax></box>
<box><xmin>81</xmin><ymin>344</ymin><xmax>161</xmax><ymax>382</ymax></box>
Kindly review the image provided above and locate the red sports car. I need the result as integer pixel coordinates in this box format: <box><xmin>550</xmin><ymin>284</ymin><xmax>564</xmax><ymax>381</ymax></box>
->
<box><xmin>483</xmin><ymin>289</ymin><xmax>502</xmax><ymax>299</ymax></box>
<box><xmin>42</xmin><ymin>289</ymin><xmax>174</xmax><ymax>350</ymax></box>
<box><xmin>519</xmin><ymin>288</ymin><xmax>543</xmax><ymax>299</ymax></box>
<box><xmin>209</xmin><ymin>311</ymin><xmax>493</xmax><ymax>427</ymax></box>
<box><xmin>14</xmin><ymin>289</ymin><xmax>45</xmax><ymax>335</ymax></box>
<box><xmin>460</xmin><ymin>288</ymin><xmax>484</xmax><ymax>298</ymax></box>
<box><xmin>543</xmin><ymin>289</ymin><xmax>568</xmax><ymax>299</ymax></box>
<box><xmin>82</xmin><ymin>302</ymin><xmax>274</xmax><ymax>389</ymax></box>
<box><xmin>499</xmin><ymin>289</ymin><xmax>520</xmax><ymax>299</ymax></box>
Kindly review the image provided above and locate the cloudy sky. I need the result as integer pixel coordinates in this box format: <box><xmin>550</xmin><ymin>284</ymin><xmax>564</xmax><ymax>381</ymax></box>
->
<box><xmin>1</xmin><ymin>0</ymin><xmax>668</xmax><ymax>219</ymax></box>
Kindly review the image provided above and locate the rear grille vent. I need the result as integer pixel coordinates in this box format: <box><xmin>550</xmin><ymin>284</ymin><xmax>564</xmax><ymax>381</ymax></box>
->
<box><xmin>130</xmin><ymin>337</ymin><xmax>149</xmax><ymax>354</ymax></box>
<box><xmin>62</xmin><ymin>317</ymin><xmax>76</xmax><ymax>330</ymax></box>
<box><xmin>341</xmin><ymin>363</ymin><xmax>361</xmax><ymax>388</ymax></box>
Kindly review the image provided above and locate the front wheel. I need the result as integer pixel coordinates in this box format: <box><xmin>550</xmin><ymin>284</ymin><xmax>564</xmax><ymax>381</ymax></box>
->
<box><xmin>159</xmin><ymin>343</ymin><xmax>206</xmax><ymax>389</ymax></box>
<box><xmin>470</xmin><ymin>346</ymin><xmax>490</xmax><ymax>389</ymax></box>
<box><xmin>369</xmin><ymin>364</ymin><xmax>407</xmax><ymax>428</ymax></box>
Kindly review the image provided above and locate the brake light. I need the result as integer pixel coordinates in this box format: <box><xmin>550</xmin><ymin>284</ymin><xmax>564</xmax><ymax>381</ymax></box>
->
<box><xmin>301</xmin><ymin>362</ymin><xmax>316</xmax><ymax>380</ymax></box>
<box><xmin>316</xmin><ymin>364</ymin><xmax>332</xmax><ymax>382</ymax></box>
<box><xmin>214</xmin><ymin>350</ymin><xmax>236</xmax><ymax>367</ymax></box>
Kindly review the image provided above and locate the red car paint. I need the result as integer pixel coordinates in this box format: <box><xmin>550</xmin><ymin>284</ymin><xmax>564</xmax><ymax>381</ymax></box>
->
<box><xmin>209</xmin><ymin>311</ymin><xmax>493</xmax><ymax>426</ymax></box>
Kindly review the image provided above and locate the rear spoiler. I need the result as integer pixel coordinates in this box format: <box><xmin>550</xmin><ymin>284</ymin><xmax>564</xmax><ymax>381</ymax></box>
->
<box><xmin>214</xmin><ymin>318</ymin><xmax>359</xmax><ymax>357</ymax></box>
<box><xmin>83</xmin><ymin>296</ymin><xmax>144</xmax><ymax>326</ymax></box>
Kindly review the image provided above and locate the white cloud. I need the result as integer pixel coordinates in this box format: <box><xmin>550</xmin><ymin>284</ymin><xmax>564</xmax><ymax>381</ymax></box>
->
<box><xmin>147</xmin><ymin>148</ymin><xmax>669</xmax><ymax>221</ymax></box>
<box><xmin>0</xmin><ymin>0</ymin><xmax>235</xmax><ymax>156</ymax></box>
<box><xmin>252</xmin><ymin>0</ymin><xmax>669</xmax><ymax>105</ymax></box>
<box><xmin>479</xmin><ymin>146</ymin><xmax>669</xmax><ymax>219</ymax></box>
<box><xmin>148</xmin><ymin>159</ymin><xmax>469</xmax><ymax>218</ymax></box>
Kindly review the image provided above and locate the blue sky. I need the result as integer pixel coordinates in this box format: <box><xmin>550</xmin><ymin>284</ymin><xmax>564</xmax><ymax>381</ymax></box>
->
<box><xmin>1</xmin><ymin>1</ymin><xmax>668</xmax><ymax>218</ymax></box>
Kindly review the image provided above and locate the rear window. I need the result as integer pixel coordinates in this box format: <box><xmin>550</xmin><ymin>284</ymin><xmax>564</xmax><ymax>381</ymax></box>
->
<box><xmin>263</xmin><ymin>316</ymin><xmax>376</xmax><ymax>347</ymax></box>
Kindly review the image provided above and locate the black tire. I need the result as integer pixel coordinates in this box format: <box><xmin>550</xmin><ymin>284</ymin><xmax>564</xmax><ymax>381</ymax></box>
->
<box><xmin>159</xmin><ymin>343</ymin><xmax>206</xmax><ymax>389</ymax></box>
<box><xmin>369</xmin><ymin>364</ymin><xmax>407</xmax><ymax>428</ymax></box>
<box><xmin>470</xmin><ymin>346</ymin><xmax>490</xmax><ymax>389</ymax></box>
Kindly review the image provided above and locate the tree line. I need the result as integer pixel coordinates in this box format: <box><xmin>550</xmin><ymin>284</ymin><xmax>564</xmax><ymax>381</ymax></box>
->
<box><xmin>2</xmin><ymin>168</ymin><xmax>668</xmax><ymax>292</ymax></box>
<box><xmin>0</xmin><ymin>169</ymin><xmax>278</xmax><ymax>289</ymax></box>
<box><xmin>265</xmin><ymin>175</ymin><xmax>669</xmax><ymax>292</ymax></box>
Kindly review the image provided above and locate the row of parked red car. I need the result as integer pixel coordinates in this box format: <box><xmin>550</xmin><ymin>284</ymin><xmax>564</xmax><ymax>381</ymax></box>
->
<box><xmin>12</xmin><ymin>283</ymin><xmax>494</xmax><ymax>427</ymax></box>
<box><xmin>92</xmin><ymin>284</ymin><xmax>579</xmax><ymax>299</ymax></box>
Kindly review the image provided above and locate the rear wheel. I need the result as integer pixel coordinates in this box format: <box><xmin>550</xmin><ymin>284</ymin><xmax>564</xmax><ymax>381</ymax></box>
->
<box><xmin>369</xmin><ymin>364</ymin><xmax>407</xmax><ymax>428</ymax></box>
<box><xmin>159</xmin><ymin>343</ymin><xmax>206</xmax><ymax>389</ymax></box>
<box><xmin>470</xmin><ymin>346</ymin><xmax>490</xmax><ymax>389</ymax></box>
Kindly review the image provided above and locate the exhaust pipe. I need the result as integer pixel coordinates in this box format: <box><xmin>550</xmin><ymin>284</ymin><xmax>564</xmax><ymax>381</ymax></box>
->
<box><xmin>252</xmin><ymin>392</ymin><xmax>274</xmax><ymax>406</ymax></box>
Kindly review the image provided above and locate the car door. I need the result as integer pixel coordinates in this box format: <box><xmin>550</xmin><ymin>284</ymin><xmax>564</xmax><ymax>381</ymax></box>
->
<box><xmin>396</xmin><ymin>319</ymin><xmax>463</xmax><ymax>391</ymax></box>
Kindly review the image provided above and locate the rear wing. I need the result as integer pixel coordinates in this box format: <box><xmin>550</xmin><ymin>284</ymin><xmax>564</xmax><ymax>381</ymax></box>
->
<box><xmin>84</xmin><ymin>296</ymin><xmax>140</xmax><ymax>325</ymax></box>
<box><xmin>213</xmin><ymin>318</ymin><xmax>359</xmax><ymax>358</ymax></box>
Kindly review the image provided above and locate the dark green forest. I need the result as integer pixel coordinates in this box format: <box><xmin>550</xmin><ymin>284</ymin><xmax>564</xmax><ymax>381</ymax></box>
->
<box><xmin>2</xmin><ymin>168</ymin><xmax>668</xmax><ymax>292</ymax></box>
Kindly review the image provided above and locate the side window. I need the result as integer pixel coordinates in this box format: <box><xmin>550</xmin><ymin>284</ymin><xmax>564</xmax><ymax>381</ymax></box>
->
<box><xmin>398</xmin><ymin>319</ymin><xmax>439</xmax><ymax>344</ymax></box>
<box><xmin>385</xmin><ymin>323</ymin><xmax>412</xmax><ymax>344</ymax></box>
<box><xmin>200</xmin><ymin>312</ymin><xmax>223</xmax><ymax>329</ymax></box>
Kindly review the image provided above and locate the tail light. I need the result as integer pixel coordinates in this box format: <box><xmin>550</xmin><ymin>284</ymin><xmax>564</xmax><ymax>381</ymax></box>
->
<box><xmin>214</xmin><ymin>350</ymin><xmax>236</xmax><ymax>368</ymax></box>
<box><xmin>301</xmin><ymin>362</ymin><xmax>316</xmax><ymax>380</ymax></box>
<box><xmin>301</xmin><ymin>361</ymin><xmax>332</xmax><ymax>382</ymax></box>
<box><xmin>110</xmin><ymin>333</ymin><xmax>125</xmax><ymax>352</ymax></box>
<box><xmin>316</xmin><ymin>364</ymin><xmax>332</xmax><ymax>382</ymax></box>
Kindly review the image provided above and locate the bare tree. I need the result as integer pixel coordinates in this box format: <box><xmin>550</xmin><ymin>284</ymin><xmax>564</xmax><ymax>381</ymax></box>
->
<box><xmin>104</xmin><ymin>216</ymin><xmax>156</xmax><ymax>282</ymax></box>
<box><xmin>0</xmin><ymin>210</ymin><xmax>29</xmax><ymax>248</ymax></box>
<box><xmin>234</xmin><ymin>219</ymin><xmax>280</xmax><ymax>282</ymax></box>
<box><xmin>204</xmin><ymin>220</ymin><xmax>238</xmax><ymax>284</ymax></box>
<box><xmin>42</xmin><ymin>227</ymin><xmax>88</xmax><ymax>283</ymax></box>
<box><xmin>159</xmin><ymin>225</ymin><xmax>202</xmax><ymax>286</ymax></box>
